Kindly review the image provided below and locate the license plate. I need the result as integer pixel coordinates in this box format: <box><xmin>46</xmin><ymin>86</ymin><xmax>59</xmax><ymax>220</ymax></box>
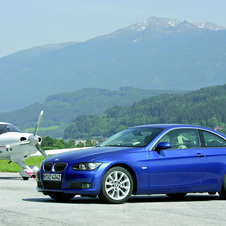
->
<box><xmin>44</xmin><ymin>173</ymin><xmax>61</xmax><ymax>181</ymax></box>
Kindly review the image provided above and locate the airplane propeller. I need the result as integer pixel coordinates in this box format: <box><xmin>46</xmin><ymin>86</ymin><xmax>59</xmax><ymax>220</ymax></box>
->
<box><xmin>8</xmin><ymin>110</ymin><xmax>48</xmax><ymax>159</ymax></box>
<box><xmin>33</xmin><ymin>110</ymin><xmax>48</xmax><ymax>158</ymax></box>
<box><xmin>34</xmin><ymin>110</ymin><xmax>43</xmax><ymax>136</ymax></box>
<box><xmin>35</xmin><ymin>143</ymin><xmax>48</xmax><ymax>159</ymax></box>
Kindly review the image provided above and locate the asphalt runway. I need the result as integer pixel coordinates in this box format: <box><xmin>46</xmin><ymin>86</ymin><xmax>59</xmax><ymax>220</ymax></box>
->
<box><xmin>0</xmin><ymin>172</ymin><xmax>226</xmax><ymax>226</ymax></box>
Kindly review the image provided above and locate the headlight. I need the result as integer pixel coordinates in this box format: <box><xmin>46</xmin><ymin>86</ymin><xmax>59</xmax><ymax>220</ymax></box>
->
<box><xmin>71</xmin><ymin>162</ymin><xmax>102</xmax><ymax>171</ymax></box>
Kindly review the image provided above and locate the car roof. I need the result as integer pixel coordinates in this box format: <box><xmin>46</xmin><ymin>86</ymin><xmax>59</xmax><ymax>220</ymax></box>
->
<box><xmin>133</xmin><ymin>124</ymin><xmax>226</xmax><ymax>138</ymax></box>
<box><xmin>134</xmin><ymin>124</ymin><xmax>200</xmax><ymax>129</ymax></box>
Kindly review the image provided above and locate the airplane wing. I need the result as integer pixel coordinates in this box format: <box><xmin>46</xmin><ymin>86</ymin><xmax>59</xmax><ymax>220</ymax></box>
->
<box><xmin>31</xmin><ymin>147</ymin><xmax>91</xmax><ymax>157</ymax></box>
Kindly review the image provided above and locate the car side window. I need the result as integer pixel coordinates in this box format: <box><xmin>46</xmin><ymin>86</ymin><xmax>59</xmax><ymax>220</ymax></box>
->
<box><xmin>158</xmin><ymin>129</ymin><xmax>200</xmax><ymax>149</ymax></box>
<box><xmin>201</xmin><ymin>131</ymin><xmax>226</xmax><ymax>147</ymax></box>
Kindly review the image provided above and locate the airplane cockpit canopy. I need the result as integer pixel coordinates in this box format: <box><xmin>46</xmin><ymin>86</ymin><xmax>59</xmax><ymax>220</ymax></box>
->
<box><xmin>0</xmin><ymin>123</ymin><xmax>21</xmax><ymax>135</ymax></box>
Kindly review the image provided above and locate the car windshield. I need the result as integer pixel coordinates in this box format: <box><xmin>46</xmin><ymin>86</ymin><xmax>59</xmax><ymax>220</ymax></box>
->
<box><xmin>99</xmin><ymin>127</ymin><xmax>163</xmax><ymax>147</ymax></box>
<box><xmin>0</xmin><ymin>123</ymin><xmax>21</xmax><ymax>135</ymax></box>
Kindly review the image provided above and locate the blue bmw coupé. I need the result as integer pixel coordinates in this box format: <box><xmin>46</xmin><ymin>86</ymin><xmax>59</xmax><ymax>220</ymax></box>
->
<box><xmin>37</xmin><ymin>124</ymin><xmax>226</xmax><ymax>204</ymax></box>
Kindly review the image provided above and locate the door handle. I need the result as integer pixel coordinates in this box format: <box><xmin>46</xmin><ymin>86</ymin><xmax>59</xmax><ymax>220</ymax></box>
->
<box><xmin>195</xmin><ymin>153</ymin><xmax>205</xmax><ymax>158</ymax></box>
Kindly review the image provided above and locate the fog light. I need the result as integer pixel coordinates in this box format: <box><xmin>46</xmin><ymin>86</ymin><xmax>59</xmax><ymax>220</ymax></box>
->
<box><xmin>82</xmin><ymin>183</ymin><xmax>92</xmax><ymax>189</ymax></box>
<box><xmin>69</xmin><ymin>182</ymin><xmax>92</xmax><ymax>189</ymax></box>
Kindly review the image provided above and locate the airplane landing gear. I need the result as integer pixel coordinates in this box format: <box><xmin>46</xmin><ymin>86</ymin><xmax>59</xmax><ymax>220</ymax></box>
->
<box><xmin>20</xmin><ymin>165</ymin><xmax>39</xmax><ymax>180</ymax></box>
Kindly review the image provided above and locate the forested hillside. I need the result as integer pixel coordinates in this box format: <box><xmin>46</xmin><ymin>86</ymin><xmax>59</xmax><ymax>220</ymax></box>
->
<box><xmin>64</xmin><ymin>84</ymin><xmax>226</xmax><ymax>139</ymax></box>
<box><xmin>0</xmin><ymin>87</ymin><xmax>182</xmax><ymax>137</ymax></box>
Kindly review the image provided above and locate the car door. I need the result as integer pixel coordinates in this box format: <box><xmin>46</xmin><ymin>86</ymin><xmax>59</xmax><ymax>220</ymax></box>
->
<box><xmin>199</xmin><ymin>130</ymin><xmax>226</xmax><ymax>188</ymax></box>
<box><xmin>149</xmin><ymin>128</ymin><xmax>208</xmax><ymax>191</ymax></box>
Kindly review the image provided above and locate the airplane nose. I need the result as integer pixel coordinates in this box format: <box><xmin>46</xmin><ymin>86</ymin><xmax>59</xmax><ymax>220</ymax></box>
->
<box><xmin>28</xmin><ymin>135</ymin><xmax>39</xmax><ymax>146</ymax></box>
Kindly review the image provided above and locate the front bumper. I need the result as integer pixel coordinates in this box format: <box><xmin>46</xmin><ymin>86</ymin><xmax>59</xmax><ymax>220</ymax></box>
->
<box><xmin>36</xmin><ymin>162</ymin><xmax>109</xmax><ymax>195</ymax></box>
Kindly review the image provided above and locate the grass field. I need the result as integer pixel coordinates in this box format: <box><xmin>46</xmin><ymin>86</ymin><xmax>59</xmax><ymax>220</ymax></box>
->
<box><xmin>23</xmin><ymin>125</ymin><xmax>59</xmax><ymax>133</ymax></box>
<box><xmin>0</xmin><ymin>156</ymin><xmax>46</xmax><ymax>172</ymax></box>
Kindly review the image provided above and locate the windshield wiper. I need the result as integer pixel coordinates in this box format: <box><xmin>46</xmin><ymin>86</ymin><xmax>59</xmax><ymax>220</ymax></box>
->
<box><xmin>106</xmin><ymin>145</ymin><xmax>122</xmax><ymax>147</ymax></box>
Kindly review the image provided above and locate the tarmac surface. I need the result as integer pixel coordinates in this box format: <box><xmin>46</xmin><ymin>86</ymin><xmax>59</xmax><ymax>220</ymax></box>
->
<box><xmin>0</xmin><ymin>172</ymin><xmax>226</xmax><ymax>226</ymax></box>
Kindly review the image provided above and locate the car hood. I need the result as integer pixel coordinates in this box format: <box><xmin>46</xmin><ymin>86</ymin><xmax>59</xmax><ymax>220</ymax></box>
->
<box><xmin>44</xmin><ymin>146</ymin><xmax>141</xmax><ymax>164</ymax></box>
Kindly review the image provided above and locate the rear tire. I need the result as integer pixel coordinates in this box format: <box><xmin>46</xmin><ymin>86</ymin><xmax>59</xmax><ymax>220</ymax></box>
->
<box><xmin>99</xmin><ymin>166</ymin><xmax>133</xmax><ymax>204</ymax></box>
<box><xmin>219</xmin><ymin>174</ymin><xmax>226</xmax><ymax>199</ymax></box>
<box><xmin>48</xmin><ymin>192</ymin><xmax>75</xmax><ymax>201</ymax></box>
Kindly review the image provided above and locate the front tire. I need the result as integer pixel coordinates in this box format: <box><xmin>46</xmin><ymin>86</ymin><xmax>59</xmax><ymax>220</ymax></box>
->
<box><xmin>48</xmin><ymin>192</ymin><xmax>75</xmax><ymax>201</ymax></box>
<box><xmin>99</xmin><ymin>166</ymin><xmax>133</xmax><ymax>204</ymax></box>
<box><xmin>219</xmin><ymin>174</ymin><xmax>226</xmax><ymax>199</ymax></box>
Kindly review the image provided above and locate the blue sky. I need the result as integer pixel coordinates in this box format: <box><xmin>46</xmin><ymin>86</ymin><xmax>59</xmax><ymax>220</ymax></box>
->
<box><xmin>0</xmin><ymin>0</ymin><xmax>226</xmax><ymax>58</ymax></box>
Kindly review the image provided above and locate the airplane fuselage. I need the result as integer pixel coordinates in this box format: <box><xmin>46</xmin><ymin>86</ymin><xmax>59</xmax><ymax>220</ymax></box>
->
<box><xmin>0</xmin><ymin>112</ymin><xmax>46</xmax><ymax>179</ymax></box>
<box><xmin>0</xmin><ymin>132</ymin><xmax>40</xmax><ymax>162</ymax></box>
<box><xmin>0</xmin><ymin>122</ymin><xmax>42</xmax><ymax>163</ymax></box>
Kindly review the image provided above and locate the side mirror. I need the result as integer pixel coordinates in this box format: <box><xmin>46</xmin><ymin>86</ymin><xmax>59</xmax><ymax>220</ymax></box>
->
<box><xmin>155</xmin><ymin>142</ymin><xmax>171</xmax><ymax>152</ymax></box>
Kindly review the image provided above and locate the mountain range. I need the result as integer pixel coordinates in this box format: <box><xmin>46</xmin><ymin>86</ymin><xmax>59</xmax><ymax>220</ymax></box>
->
<box><xmin>0</xmin><ymin>87</ymin><xmax>184</xmax><ymax>137</ymax></box>
<box><xmin>64</xmin><ymin>84</ymin><xmax>226</xmax><ymax>139</ymax></box>
<box><xmin>0</xmin><ymin>16</ymin><xmax>226</xmax><ymax>112</ymax></box>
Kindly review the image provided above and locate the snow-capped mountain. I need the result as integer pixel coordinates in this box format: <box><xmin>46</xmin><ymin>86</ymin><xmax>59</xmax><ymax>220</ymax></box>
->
<box><xmin>97</xmin><ymin>17</ymin><xmax>225</xmax><ymax>42</ymax></box>
<box><xmin>0</xmin><ymin>16</ymin><xmax>226</xmax><ymax>112</ymax></box>
<box><xmin>195</xmin><ymin>22</ymin><xmax>226</xmax><ymax>31</ymax></box>
<box><xmin>134</xmin><ymin>17</ymin><xmax>225</xmax><ymax>31</ymax></box>
<box><xmin>131</xmin><ymin>17</ymin><xmax>181</xmax><ymax>30</ymax></box>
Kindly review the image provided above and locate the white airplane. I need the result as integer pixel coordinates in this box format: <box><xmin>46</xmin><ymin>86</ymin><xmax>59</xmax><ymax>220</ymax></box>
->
<box><xmin>0</xmin><ymin>111</ymin><xmax>48</xmax><ymax>180</ymax></box>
